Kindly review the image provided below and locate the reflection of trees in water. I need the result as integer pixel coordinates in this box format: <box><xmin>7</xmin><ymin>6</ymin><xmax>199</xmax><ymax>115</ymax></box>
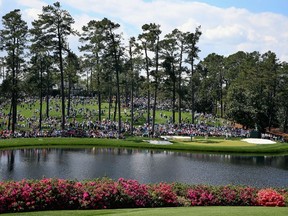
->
<box><xmin>1</xmin><ymin>148</ymin><xmax>288</xmax><ymax>171</ymax></box>
<box><xmin>7</xmin><ymin>150</ymin><xmax>14</xmax><ymax>172</ymax></box>
<box><xmin>19</xmin><ymin>149</ymin><xmax>50</xmax><ymax>163</ymax></box>
<box><xmin>0</xmin><ymin>150</ymin><xmax>16</xmax><ymax>172</ymax></box>
<box><xmin>229</xmin><ymin>155</ymin><xmax>288</xmax><ymax>170</ymax></box>
<box><xmin>272</xmin><ymin>156</ymin><xmax>288</xmax><ymax>170</ymax></box>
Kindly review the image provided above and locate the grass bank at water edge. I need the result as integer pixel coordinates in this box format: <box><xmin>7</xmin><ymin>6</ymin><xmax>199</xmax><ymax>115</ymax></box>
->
<box><xmin>0</xmin><ymin>137</ymin><xmax>288</xmax><ymax>155</ymax></box>
<box><xmin>3</xmin><ymin>207</ymin><xmax>288</xmax><ymax>216</ymax></box>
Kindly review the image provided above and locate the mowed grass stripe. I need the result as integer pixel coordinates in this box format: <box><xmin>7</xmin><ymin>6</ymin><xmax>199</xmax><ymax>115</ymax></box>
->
<box><xmin>3</xmin><ymin>207</ymin><xmax>288</xmax><ymax>216</ymax></box>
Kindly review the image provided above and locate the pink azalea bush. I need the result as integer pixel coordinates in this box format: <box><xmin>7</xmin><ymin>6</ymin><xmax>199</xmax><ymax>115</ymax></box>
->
<box><xmin>186</xmin><ymin>185</ymin><xmax>258</xmax><ymax>206</ymax></box>
<box><xmin>79</xmin><ymin>178</ymin><xmax>118</xmax><ymax>209</ymax></box>
<box><xmin>149</xmin><ymin>182</ymin><xmax>179</xmax><ymax>207</ymax></box>
<box><xmin>0</xmin><ymin>178</ymin><xmax>287</xmax><ymax>213</ymax></box>
<box><xmin>186</xmin><ymin>185</ymin><xmax>216</xmax><ymax>206</ymax></box>
<box><xmin>257</xmin><ymin>188</ymin><xmax>285</xmax><ymax>207</ymax></box>
<box><xmin>117</xmin><ymin>178</ymin><xmax>150</xmax><ymax>207</ymax></box>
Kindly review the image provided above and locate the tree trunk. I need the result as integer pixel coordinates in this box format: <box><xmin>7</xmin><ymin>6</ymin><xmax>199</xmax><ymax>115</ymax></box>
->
<box><xmin>125</xmin><ymin>71</ymin><xmax>129</xmax><ymax>107</ymax></box>
<box><xmin>67</xmin><ymin>76</ymin><xmax>71</xmax><ymax>117</ymax></box>
<box><xmin>113</xmin><ymin>95</ymin><xmax>117</xmax><ymax>122</ymax></box>
<box><xmin>178</xmin><ymin>42</ymin><xmax>184</xmax><ymax>124</ymax></box>
<box><xmin>151</xmin><ymin>39</ymin><xmax>159</xmax><ymax>136</ymax></box>
<box><xmin>108</xmin><ymin>87</ymin><xmax>112</xmax><ymax>120</ymax></box>
<box><xmin>191</xmin><ymin>58</ymin><xmax>195</xmax><ymax>124</ymax></box>
<box><xmin>129</xmin><ymin>44</ymin><xmax>134</xmax><ymax>135</ymax></box>
<box><xmin>39</xmin><ymin>60</ymin><xmax>43</xmax><ymax>131</ymax></box>
<box><xmin>220</xmin><ymin>71</ymin><xmax>223</xmax><ymax>118</ymax></box>
<box><xmin>97</xmin><ymin>62</ymin><xmax>101</xmax><ymax>121</ymax></box>
<box><xmin>172</xmin><ymin>64</ymin><xmax>176</xmax><ymax>124</ymax></box>
<box><xmin>152</xmin><ymin>80</ymin><xmax>158</xmax><ymax>137</ymax></box>
<box><xmin>144</xmin><ymin>43</ymin><xmax>150</xmax><ymax>125</ymax></box>
<box><xmin>116</xmin><ymin>69</ymin><xmax>121</xmax><ymax>135</ymax></box>
<box><xmin>58</xmin><ymin>28</ymin><xmax>65</xmax><ymax>131</ymax></box>
<box><xmin>131</xmin><ymin>79</ymin><xmax>134</xmax><ymax>135</ymax></box>
<box><xmin>110</xmin><ymin>32</ymin><xmax>122</xmax><ymax>136</ymax></box>
<box><xmin>11</xmin><ymin>43</ymin><xmax>17</xmax><ymax>134</ymax></box>
<box><xmin>98</xmin><ymin>92</ymin><xmax>101</xmax><ymax>122</ymax></box>
<box><xmin>46</xmin><ymin>68</ymin><xmax>50</xmax><ymax>118</ymax></box>
<box><xmin>283</xmin><ymin>106</ymin><xmax>288</xmax><ymax>133</ymax></box>
<box><xmin>8</xmin><ymin>101</ymin><xmax>12</xmax><ymax>130</ymax></box>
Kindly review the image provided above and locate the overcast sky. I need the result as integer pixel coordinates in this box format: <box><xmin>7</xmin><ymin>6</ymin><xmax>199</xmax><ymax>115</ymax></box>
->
<box><xmin>1</xmin><ymin>0</ymin><xmax>288</xmax><ymax>61</ymax></box>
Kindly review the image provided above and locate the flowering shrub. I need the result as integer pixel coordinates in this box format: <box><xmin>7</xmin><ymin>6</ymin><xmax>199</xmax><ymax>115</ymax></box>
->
<box><xmin>257</xmin><ymin>189</ymin><xmax>285</xmax><ymax>207</ymax></box>
<box><xmin>80</xmin><ymin>178</ymin><xmax>118</xmax><ymax>209</ymax></box>
<box><xmin>215</xmin><ymin>186</ymin><xmax>257</xmax><ymax>206</ymax></box>
<box><xmin>117</xmin><ymin>178</ymin><xmax>150</xmax><ymax>208</ymax></box>
<box><xmin>149</xmin><ymin>182</ymin><xmax>179</xmax><ymax>207</ymax></box>
<box><xmin>282</xmin><ymin>189</ymin><xmax>288</xmax><ymax>207</ymax></box>
<box><xmin>186</xmin><ymin>186</ymin><xmax>216</xmax><ymax>206</ymax></box>
<box><xmin>0</xmin><ymin>178</ymin><xmax>287</xmax><ymax>213</ymax></box>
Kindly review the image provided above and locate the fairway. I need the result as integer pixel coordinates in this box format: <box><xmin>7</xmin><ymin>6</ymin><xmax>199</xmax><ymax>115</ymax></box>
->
<box><xmin>182</xmin><ymin>139</ymin><xmax>257</xmax><ymax>147</ymax></box>
<box><xmin>3</xmin><ymin>207</ymin><xmax>288</xmax><ymax>216</ymax></box>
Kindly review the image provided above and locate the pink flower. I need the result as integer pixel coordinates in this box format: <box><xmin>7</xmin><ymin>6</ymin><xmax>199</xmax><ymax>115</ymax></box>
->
<box><xmin>83</xmin><ymin>192</ymin><xmax>89</xmax><ymax>200</ymax></box>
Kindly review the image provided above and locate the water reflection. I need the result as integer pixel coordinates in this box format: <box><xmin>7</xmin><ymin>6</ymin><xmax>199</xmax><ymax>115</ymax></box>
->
<box><xmin>0</xmin><ymin>148</ymin><xmax>287</xmax><ymax>187</ymax></box>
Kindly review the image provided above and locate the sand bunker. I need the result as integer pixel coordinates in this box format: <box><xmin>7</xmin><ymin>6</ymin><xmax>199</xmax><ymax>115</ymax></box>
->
<box><xmin>146</xmin><ymin>140</ymin><xmax>173</xmax><ymax>145</ymax></box>
<box><xmin>160</xmin><ymin>136</ymin><xmax>191</xmax><ymax>141</ymax></box>
<box><xmin>241</xmin><ymin>138</ymin><xmax>276</xmax><ymax>144</ymax></box>
<box><xmin>151</xmin><ymin>136</ymin><xmax>276</xmax><ymax>145</ymax></box>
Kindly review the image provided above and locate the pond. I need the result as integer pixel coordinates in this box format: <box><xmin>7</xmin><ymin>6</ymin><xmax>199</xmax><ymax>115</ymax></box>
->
<box><xmin>0</xmin><ymin>148</ymin><xmax>287</xmax><ymax>187</ymax></box>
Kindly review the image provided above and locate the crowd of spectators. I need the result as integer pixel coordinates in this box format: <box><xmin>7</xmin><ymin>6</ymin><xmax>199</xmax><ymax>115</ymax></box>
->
<box><xmin>0</xmin><ymin>96</ymin><xmax>251</xmax><ymax>139</ymax></box>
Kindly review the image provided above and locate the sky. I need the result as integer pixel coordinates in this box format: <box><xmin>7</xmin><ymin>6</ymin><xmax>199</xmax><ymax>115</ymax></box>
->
<box><xmin>1</xmin><ymin>0</ymin><xmax>288</xmax><ymax>61</ymax></box>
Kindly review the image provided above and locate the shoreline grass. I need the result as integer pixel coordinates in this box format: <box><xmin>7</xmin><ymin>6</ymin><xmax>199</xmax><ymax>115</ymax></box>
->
<box><xmin>0</xmin><ymin>136</ymin><xmax>287</xmax><ymax>155</ymax></box>
<box><xmin>3</xmin><ymin>207</ymin><xmax>288</xmax><ymax>216</ymax></box>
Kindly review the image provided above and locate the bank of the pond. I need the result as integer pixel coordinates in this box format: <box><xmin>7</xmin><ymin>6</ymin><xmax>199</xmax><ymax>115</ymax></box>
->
<box><xmin>0</xmin><ymin>137</ymin><xmax>288</xmax><ymax>155</ymax></box>
<box><xmin>2</xmin><ymin>207</ymin><xmax>288</xmax><ymax>216</ymax></box>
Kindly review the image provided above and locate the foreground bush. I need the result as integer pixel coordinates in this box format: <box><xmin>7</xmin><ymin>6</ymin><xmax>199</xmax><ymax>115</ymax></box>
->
<box><xmin>0</xmin><ymin>178</ymin><xmax>287</xmax><ymax>213</ymax></box>
<box><xmin>257</xmin><ymin>188</ymin><xmax>285</xmax><ymax>206</ymax></box>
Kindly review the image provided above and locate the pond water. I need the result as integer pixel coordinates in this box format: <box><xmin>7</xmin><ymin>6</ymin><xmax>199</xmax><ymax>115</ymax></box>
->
<box><xmin>0</xmin><ymin>148</ymin><xmax>287</xmax><ymax>187</ymax></box>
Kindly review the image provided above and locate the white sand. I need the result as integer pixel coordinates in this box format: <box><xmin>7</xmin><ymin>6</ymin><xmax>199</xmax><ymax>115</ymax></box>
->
<box><xmin>241</xmin><ymin>138</ymin><xmax>276</xmax><ymax>144</ymax></box>
<box><xmin>146</xmin><ymin>140</ymin><xmax>173</xmax><ymax>145</ymax></box>
<box><xmin>160</xmin><ymin>136</ymin><xmax>191</xmax><ymax>141</ymax></box>
<box><xmin>151</xmin><ymin>136</ymin><xmax>276</xmax><ymax>145</ymax></box>
<box><xmin>161</xmin><ymin>136</ymin><xmax>277</xmax><ymax>144</ymax></box>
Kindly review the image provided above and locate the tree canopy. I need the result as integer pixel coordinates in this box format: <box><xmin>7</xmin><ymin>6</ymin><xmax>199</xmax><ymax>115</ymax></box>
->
<box><xmin>1</xmin><ymin>2</ymin><xmax>288</xmax><ymax>135</ymax></box>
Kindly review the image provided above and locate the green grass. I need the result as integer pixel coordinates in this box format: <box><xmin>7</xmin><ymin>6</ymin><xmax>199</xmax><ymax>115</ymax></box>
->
<box><xmin>3</xmin><ymin>207</ymin><xmax>288</xmax><ymax>216</ymax></box>
<box><xmin>0</xmin><ymin>136</ymin><xmax>287</xmax><ymax>155</ymax></box>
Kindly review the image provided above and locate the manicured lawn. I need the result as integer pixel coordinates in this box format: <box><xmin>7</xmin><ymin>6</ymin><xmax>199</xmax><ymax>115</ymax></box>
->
<box><xmin>0</xmin><ymin>136</ymin><xmax>287</xmax><ymax>155</ymax></box>
<box><xmin>3</xmin><ymin>207</ymin><xmax>288</xmax><ymax>216</ymax></box>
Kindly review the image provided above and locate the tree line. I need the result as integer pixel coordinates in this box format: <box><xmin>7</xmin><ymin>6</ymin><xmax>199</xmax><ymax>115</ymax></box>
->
<box><xmin>0</xmin><ymin>1</ymin><xmax>288</xmax><ymax>134</ymax></box>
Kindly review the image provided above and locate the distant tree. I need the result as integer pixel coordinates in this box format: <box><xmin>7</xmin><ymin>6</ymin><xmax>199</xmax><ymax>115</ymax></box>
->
<box><xmin>260</xmin><ymin>51</ymin><xmax>280</xmax><ymax>130</ymax></box>
<box><xmin>0</xmin><ymin>9</ymin><xmax>28</xmax><ymax>133</ymax></box>
<box><xmin>200</xmin><ymin>53</ymin><xmax>225</xmax><ymax>117</ymax></box>
<box><xmin>128</xmin><ymin>37</ymin><xmax>141</xmax><ymax>135</ymax></box>
<box><xmin>101</xmin><ymin>18</ymin><xmax>124</xmax><ymax>136</ymax></box>
<box><xmin>140</xmin><ymin>23</ymin><xmax>161</xmax><ymax>136</ymax></box>
<box><xmin>65</xmin><ymin>50</ymin><xmax>80</xmax><ymax>117</ymax></box>
<box><xmin>184</xmin><ymin>26</ymin><xmax>202</xmax><ymax>124</ymax></box>
<box><xmin>79</xmin><ymin>19</ymin><xmax>107</xmax><ymax>121</ymax></box>
<box><xmin>138</xmin><ymin>26</ymin><xmax>153</xmax><ymax>125</ymax></box>
<box><xmin>277</xmin><ymin>62</ymin><xmax>288</xmax><ymax>132</ymax></box>
<box><xmin>194</xmin><ymin>62</ymin><xmax>214</xmax><ymax>114</ymax></box>
<box><xmin>33</xmin><ymin>1</ymin><xmax>77</xmax><ymax>130</ymax></box>
<box><xmin>160</xmin><ymin>29</ymin><xmax>187</xmax><ymax>124</ymax></box>
<box><xmin>173</xmin><ymin>29</ymin><xmax>187</xmax><ymax>123</ymax></box>
<box><xmin>30</xmin><ymin>16</ymin><xmax>56</xmax><ymax>129</ymax></box>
